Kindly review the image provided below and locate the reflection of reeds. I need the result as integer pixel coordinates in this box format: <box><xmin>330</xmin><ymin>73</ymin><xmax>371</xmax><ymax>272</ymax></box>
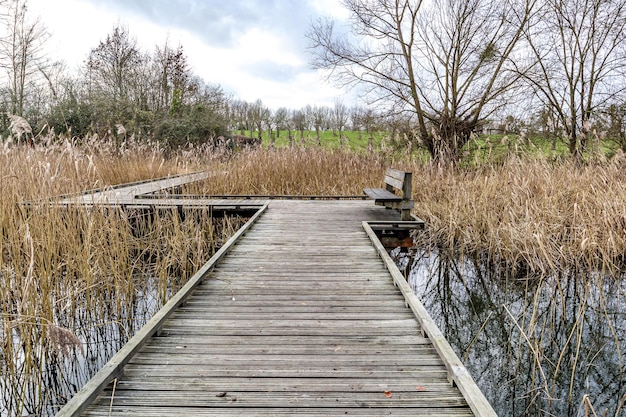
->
<box><xmin>410</xmin><ymin>249</ymin><xmax>625</xmax><ymax>417</ymax></box>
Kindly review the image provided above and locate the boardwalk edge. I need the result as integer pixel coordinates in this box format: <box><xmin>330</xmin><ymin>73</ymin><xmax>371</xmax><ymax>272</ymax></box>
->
<box><xmin>362</xmin><ymin>221</ymin><xmax>498</xmax><ymax>417</ymax></box>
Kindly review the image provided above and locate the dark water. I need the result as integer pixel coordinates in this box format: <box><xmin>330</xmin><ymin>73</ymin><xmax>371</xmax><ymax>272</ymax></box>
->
<box><xmin>0</xmin><ymin>274</ymin><xmax>162</xmax><ymax>417</ymax></box>
<box><xmin>400</xmin><ymin>248</ymin><xmax>626</xmax><ymax>417</ymax></box>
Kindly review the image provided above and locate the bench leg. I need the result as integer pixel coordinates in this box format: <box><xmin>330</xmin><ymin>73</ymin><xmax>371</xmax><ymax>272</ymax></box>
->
<box><xmin>400</xmin><ymin>209</ymin><xmax>412</xmax><ymax>221</ymax></box>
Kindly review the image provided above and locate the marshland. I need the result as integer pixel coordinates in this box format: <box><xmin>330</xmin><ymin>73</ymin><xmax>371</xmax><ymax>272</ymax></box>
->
<box><xmin>1</xmin><ymin>135</ymin><xmax>625</xmax><ymax>416</ymax></box>
<box><xmin>1</xmin><ymin>0</ymin><xmax>626</xmax><ymax>415</ymax></box>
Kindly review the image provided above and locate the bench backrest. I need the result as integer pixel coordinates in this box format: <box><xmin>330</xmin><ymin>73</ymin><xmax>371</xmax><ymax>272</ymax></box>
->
<box><xmin>384</xmin><ymin>168</ymin><xmax>412</xmax><ymax>200</ymax></box>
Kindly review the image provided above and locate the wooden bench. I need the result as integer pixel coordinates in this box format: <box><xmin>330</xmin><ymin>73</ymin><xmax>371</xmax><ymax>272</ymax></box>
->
<box><xmin>364</xmin><ymin>168</ymin><xmax>414</xmax><ymax>220</ymax></box>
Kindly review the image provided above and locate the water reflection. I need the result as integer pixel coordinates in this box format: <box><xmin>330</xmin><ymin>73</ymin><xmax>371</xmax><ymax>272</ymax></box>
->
<box><xmin>403</xmin><ymin>248</ymin><xmax>626</xmax><ymax>417</ymax></box>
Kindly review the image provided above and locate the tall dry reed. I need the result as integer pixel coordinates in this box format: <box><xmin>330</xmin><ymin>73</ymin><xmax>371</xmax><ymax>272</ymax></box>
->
<box><xmin>412</xmin><ymin>155</ymin><xmax>626</xmax><ymax>278</ymax></box>
<box><xmin>187</xmin><ymin>146</ymin><xmax>391</xmax><ymax>195</ymax></box>
<box><xmin>0</xmin><ymin>137</ymin><xmax>233</xmax><ymax>415</ymax></box>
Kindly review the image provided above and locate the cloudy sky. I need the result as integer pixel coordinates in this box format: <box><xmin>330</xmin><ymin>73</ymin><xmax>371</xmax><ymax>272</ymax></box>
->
<box><xmin>27</xmin><ymin>0</ymin><xmax>353</xmax><ymax>109</ymax></box>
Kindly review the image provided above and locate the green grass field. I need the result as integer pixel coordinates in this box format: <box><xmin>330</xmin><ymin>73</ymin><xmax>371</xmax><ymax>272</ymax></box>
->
<box><xmin>235</xmin><ymin>128</ymin><xmax>624</xmax><ymax>164</ymax></box>
<box><xmin>235</xmin><ymin>129</ymin><xmax>385</xmax><ymax>151</ymax></box>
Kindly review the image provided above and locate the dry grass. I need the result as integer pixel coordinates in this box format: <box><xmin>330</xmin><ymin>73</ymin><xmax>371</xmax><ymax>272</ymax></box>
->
<box><xmin>186</xmin><ymin>146</ymin><xmax>392</xmax><ymax>196</ymax></box>
<box><xmin>2</xmin><ymin>137</ymin><xmax>626</xmax><ymax>415</ymax></box>
<box><xmin>0</xmin><ymin>137</ymin><xmax>232</xmax><ymax>415</ymax></box>
<box><xmin>412</xmin><ymin>154</ymin><xmax>626</xmax><ymax>278</ymax></box>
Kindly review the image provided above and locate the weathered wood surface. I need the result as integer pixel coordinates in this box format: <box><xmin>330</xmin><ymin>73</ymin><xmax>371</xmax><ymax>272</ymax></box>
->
<box><xmin>59</xmin><ymin>172</ymin><xmax>210</xmax><ymax>205</ymax></box>
<box><xmin>65</xmin><ymin>200</ymin><xmax>494</xmax><ymax>416</ymax></box>
<box><xmin>362</xmin><ymin>187</ymin><xmax>401</xmax><ymax>202</ymax></box>
<box><xmin>55</xmin><ymin>172</ymin><xmax>266</xmax><ymax>212</ymax></box>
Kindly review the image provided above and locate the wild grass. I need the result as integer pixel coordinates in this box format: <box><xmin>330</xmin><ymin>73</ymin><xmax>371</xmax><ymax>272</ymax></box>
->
<box><xmin>186</xmin><ymin>146</ymin><xmax>392</xmax><ymax>196</ymax></box>
<box><xmin>2</xmin><ymin>134</ymin><xmax>625</xmax><ymax>416</ymax></box>
<box><xmin>412</xmin><ymin>154</ymin><xmax>626</xmax><ymax>278</ymax></box>
<box><xmin>0</xmin><ymin>136</ymin><xmax>238</xmax><ymax>415</ymax></box>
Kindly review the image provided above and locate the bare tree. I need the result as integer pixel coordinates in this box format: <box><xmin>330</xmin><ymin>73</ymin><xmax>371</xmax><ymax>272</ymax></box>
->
<box><xmin>86</xmin><ymin>25</ymin><xmax>142</xmax><ymax>104</ymax></box>
<box><xmin>0</xmin><ymin>0</ymin><xmax>49</xmax><ymax>116</ymax></box>
<box><xmin>362</xmin><ymin>107</ymin><xmax>379</xmax><ymax>149</ymax></box>
<box><xmin>248</xmin><ymin>99</ymin><xmax>269</xmax><ymax>140</ymax></box>
<box><xmin>229</xmin><ymin>99</ymin><xmax>249</xmax><ymax>135</ymax></box>
<box><xmin>274</xmin><ymin>107</ymin><xmax>289</xmax><ymax>139</ymax></box>
<box><xmin>152</xmin><ymin>40</ymin><xmax>191</xmax><ymax>114</ymax></box>
<box><xmin>350</xmin><ymin>106</ymin><xmax>364</xmax><ymax>141</ymax></box>
<box><xmin>524</xmin><ymin>0</ymin><xmax>626</xmax><ymax>159</ymax></box>
<box><xmin>292</xmin><ymin>109</ymin><xmax>307</xmax><ymax>144</ymax></box>
<box><xmin>263</xmin><ymin>107</ymin><xmax>275</xmax><ymax>143</ymax></box>
<box><xmin>333</xmin><ymin>99</ymin><xmax>348</xmax><ymax>147</ymax></box>
<box><xmin>309</xmin><ymin>0</ymin><xmax>537</xmax><ymax>163</ymax></box>
<box><xmin>314</xmin><ymin>105</ymin><xmax>329</xmax><ymax>145</ymax></box>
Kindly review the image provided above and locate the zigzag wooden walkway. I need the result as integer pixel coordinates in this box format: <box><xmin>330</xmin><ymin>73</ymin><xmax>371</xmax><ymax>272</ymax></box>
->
<box><xmin>56</xmin><ymin>175</ymin><xmax>496</xmax><ymax>417</ymax></box>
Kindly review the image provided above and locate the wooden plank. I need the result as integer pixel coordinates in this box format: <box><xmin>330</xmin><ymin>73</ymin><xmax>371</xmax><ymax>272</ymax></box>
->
<box><xmin>385</xmin><ymin>167</ymin><xmax>409</xmax><ymax>182</ymax></box>
<box><xmin>88</xmin><ymin>390</ymin><xmax>468</xmax><ymax>408</ymax></box>
<box><xmin>110</xmin><ymin>377</ymin><xmax>454</xmax><ymax>391</ymax></box>
<box><xmin>363</xmin><ymin>187</ymin><xmax>401</xmax><ymax>201</ymax></box>
<box><xmin>136</xmin><ymin>342</ymin><xmax>437</xmax><ymax>354</ymax></box>
<box><xmin>83</xmin><ymin>406</ymin><xmax>474</xmax><ymax>417</ymax></box>
<box><xmin>168</xmin><ymin>311</ymin><xmax>415</xmax><ymax>320</ymax></box>
<box><xmin>157</xmin><ymin>325</ymin><xmax>419</xmax><ymax>337</ymax></box>
<box><xmin>127</xmin><ymin>353</ymin><xmax>444</xmax><ymax>366</ymax></box>
<box><xmin>383</xmin><ymin>173</ymin><xmax>407</xmax><ymax>191</ymax></box>
<box><xmin>117</xmin><ymin>364</ymin><xmax>450</xmax><ymax>379</ymax></box>
<box><xmin>136</xmin><ymin>334</ymin><xmax>428</xmax><ymax>345</ymax></box>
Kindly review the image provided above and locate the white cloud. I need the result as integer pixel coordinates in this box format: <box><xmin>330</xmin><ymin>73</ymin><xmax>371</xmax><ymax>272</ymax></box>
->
<box><xmin>29</xmin><ymin>0</ymin><xmax>118</xmax><ymax>69</ymax></box>
<box><xmin>310</xmin><ymin>0</ymin><xmax>350</xmax><ymax>19</ymax></box>
<box><xmin>26</xmin><ymin>0</ymin><xmax>353</xmax><ymax>109</ymax></box>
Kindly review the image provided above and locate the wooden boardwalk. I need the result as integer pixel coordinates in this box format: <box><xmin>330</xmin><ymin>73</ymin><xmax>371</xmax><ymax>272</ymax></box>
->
<box><xmin>58</xmin><ymin>172</ymin><xmax>211</xmax><ymax>206</ymax></box>
<box><xmin>56</xmin><ymin>176</ymin><xmax>496</xmax><ymax>416</ymax></box>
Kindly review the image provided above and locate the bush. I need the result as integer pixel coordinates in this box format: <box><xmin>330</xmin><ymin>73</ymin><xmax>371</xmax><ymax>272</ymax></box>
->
<box><xmin>154</xmin><ymin>104</ymin><xmax>227</xmax><ymax>148</ymax></box>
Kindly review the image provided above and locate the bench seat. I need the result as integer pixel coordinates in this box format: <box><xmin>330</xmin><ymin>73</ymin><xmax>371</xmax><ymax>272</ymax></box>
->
<box><xmin>363</xmin><ymin>188</ymin><xmax>402</xmax><ymax>202</ymax></box>
<box><xmin>364</xmin><ymin>168</ymin><xmax>414</xmax><ymax>220</ymax></box>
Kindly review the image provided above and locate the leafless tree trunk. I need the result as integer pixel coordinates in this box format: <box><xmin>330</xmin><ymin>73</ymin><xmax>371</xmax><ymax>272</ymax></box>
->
<box><xmin>333</xmin><ymin>99</ymin><xmax>348</xmax><ymax>147</ymax></box>
<box><xmin>274</xmin><ymin>107</ymin><xmax>289</xmax><ymax>140</ymax></box>
<box><xmin>248</xmin><ymin>99</ymin><xmax>268</xmax><ymax>140</ymax></box>
<box><xmin>292</xmin><ymin>109</ymin><xmax>306</xmax><ymax>144</ymax></box>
